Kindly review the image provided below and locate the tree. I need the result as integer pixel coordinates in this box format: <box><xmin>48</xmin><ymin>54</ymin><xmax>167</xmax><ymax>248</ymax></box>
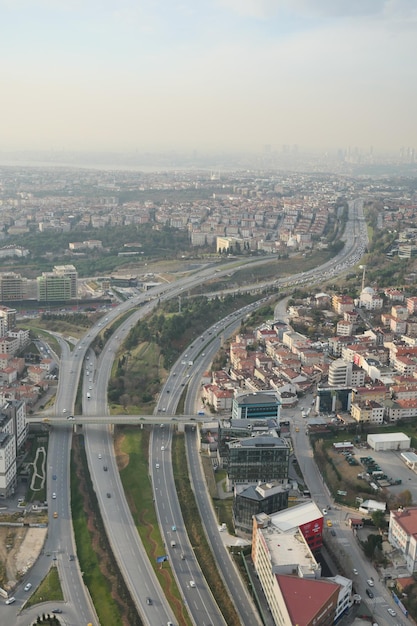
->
<box><xmin>396</xmin><ymin>489</ymin><xmax>413</xmax><ymax>508</ymax></box>
<box><xmin>371</xmin><ymin>510</ymin><xmax>386</xmax><ymax>530</ymax></box>
<box><xmin>363</xmin><ymin>533</ymin><xmax>382</xmax><ymax>559</ymax></box>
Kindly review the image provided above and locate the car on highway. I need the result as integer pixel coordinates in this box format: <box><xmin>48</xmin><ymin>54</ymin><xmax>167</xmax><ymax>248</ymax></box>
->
<box><xmin>189</xmin><ymin>580</ymin><xmax>196</xmax><ymax>588</ymax></box>
<box><xmin>98</xmin><ymin>454</ymin><xmax>102</xmax><ymax>459</ymax></box>
<box><xmin>172</xmin><ymin>525</ymin><xmax>176</xmax><ymax>531</ymax></box>
<box><xmin>52</xmin><ymin>492</ymin><xmax>56</xmax><ymax>499</ymax></box>
<box><xmin>387</xmin><ymin>608</ymin><xmax>396</xmax><ymax>616</ymax></box>
<box><xmin>106</xmin><ymin>492</ymin><xmax>111</xmax><ymax>498</ymax></box>
<box><xmin>161</xmin><ymin>445</ymin><xmax>165</xmax><ymax>451</ymax></box>
<box><xmin>146</xmin><ymin>597</ymin><xmax>152</xmax><ymax>605</ymax></box>
<box><xmin>53</xmin><ymin>511</ymin><xmax>58</xmax><ymax>518</ymax></box>
<box><xmin>155</xmin><ymin>463</ymin><xmax>160</xmax><ymax>469</ymax></box>
<box><xmin>52</xmin><ymin>474</ymin><xmax>57</xmax><ymax>480</ymax></box>
<box><xmin>103</xmin><ymin>466</ymin><xmax>108</xmax><ymax>471</ymax></box>
<box><xmin>24</xmin><ymin>583</ymin><xmax>32</xmax><ymax>592</ymax></box>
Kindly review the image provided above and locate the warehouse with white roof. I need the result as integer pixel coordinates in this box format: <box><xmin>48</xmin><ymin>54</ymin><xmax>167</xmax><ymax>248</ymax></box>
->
<box><xmin>367</xmin><ymin>432</ymin><xmax>410</xmax><ymax>451</ymax></box>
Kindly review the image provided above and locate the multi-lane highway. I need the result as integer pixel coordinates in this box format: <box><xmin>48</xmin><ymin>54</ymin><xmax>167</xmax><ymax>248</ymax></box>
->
<box><xmin>6</xmin><ymin>197</ymin><xmax>368</xmax><ymax>624</ymax></box>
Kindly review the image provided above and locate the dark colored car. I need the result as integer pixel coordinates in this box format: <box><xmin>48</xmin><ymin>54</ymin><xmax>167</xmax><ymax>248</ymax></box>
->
<box><xmin>146</xmin><ymin>597</ymin><xmax>152</xmax><ymax>605</ymax></box>
<box><xmin>366</xmin><ymin>589</ymin><xmax>374</xmax><ymax>598</ymax></box>
<box><xmin>106</xmin><ymin>492</ymin><xmax>111</xmax><ymax>498</ymax></box>
<box><xmin>52</xmin><ymin>608</ymin><xmax>62</xmax><ymax>614</ymax></box>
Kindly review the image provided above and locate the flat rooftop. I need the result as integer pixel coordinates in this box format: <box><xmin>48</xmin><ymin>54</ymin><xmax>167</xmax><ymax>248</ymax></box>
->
<box><xmin>261</xmin><ymin>528</ymin><xmax>318</xmax><ymax>573</ymax></box>
<box><xmin>270</xmin><ymin>500</ymin><xmax>323</xmax><ymax>532</ymax></box>
<box><xmin>368</xmin><ymin>432</ymin><xmax>410</xmax><ymax>442</ymax></box>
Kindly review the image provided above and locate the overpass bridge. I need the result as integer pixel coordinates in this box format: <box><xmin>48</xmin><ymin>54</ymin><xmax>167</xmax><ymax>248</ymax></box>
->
<box><xmin>27</xmin><ymin>414</ymin><xmax>212</xmax><ymax>426</ymax></box>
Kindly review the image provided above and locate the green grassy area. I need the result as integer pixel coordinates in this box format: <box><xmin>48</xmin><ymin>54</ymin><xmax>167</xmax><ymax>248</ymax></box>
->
<box><xmin>117</xmin><ymin>427</ymin><xmax>192</xmax><ymax>626</ymax></box>
<box><xmin>109</xmin><ymin>341</ymin><xmax>162</xmax><ymax>414</ymax></box>
<box><xmin>71</xmin><ymin>438</ymin><xmax>131</xmax><ymax>626</ymax></box>
<box><xmin>172</xmin><ymin>431</ymin><xmax>241</xmax><ymax>626</ymax></box>
<box><xmin>25</xmin><ymin>565</ymin><xmax>64</xmax><ymax>609</ymax></box>
<box><xmin>24</xmin><ymin>434</ymin><xmax>48</xmax><ymax>504</ymax></box>
<box><xmin>71</xmin><ymin>477</ymin><xmax>122</xmax><ymax>625</ymax></box>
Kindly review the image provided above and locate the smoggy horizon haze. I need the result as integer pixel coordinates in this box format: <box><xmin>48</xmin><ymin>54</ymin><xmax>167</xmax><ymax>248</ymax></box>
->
<box><xmin>1</xmin><ymin>0</ymin><xmax>416</xmax><ymax>156</ymax></box>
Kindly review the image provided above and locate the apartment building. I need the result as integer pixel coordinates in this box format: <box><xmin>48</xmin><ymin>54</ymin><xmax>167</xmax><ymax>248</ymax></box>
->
<box><xmin>389</xmin><ymin>507</ymin><xmax>417</xmax><ymax>574</ymax></box>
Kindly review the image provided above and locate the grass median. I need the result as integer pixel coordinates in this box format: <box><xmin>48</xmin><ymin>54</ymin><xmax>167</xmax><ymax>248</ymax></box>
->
<box><xmin>116</xmin><ymin>426</ymin><xmax>241</xmax><ymax>626</ymax></box>
<box><xmin>71</xmin><ymin>434</ymin><xmax>142</xmax><ymax>626</ymax></box>
<box><xmin>116</xmin><ymin>426</ymin><xmax>192</xmax><ymax>626</ymax></box>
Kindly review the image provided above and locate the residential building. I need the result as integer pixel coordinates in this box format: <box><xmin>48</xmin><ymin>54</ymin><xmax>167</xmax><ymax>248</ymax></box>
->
<box><xmin>0</xmin><ymin>431</ymin><xmax>16</xmax><ymax>498</ymax></box>
<box><xmin>0</xmin><ymin>306</ymin><xmax>17</xmax><ymax>331</ymax></box>
<box><xmin>389</xmin><ymin>507</ymin><xmax>417</xmax><ymax>574</ymax></box>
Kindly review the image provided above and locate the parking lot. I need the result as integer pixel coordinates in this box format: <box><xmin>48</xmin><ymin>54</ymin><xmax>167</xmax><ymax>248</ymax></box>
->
<box><xmin>355</xmin><ymin>446</ymin><xmax>417</xmax><ymax>502</ymax></box>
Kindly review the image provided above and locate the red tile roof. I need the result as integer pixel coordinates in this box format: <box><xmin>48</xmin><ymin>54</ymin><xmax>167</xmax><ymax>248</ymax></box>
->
<box><xmin>277</xmin><ymin>574</ymin><xmax>339</xmax><ymax>625</ymax></box>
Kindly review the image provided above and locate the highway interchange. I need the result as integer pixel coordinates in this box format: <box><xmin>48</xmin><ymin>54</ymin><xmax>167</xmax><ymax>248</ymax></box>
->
<box><xmin>4</xmin><ymin>197</ymin><xmax>376</xmax><ymax>625</ymax></box>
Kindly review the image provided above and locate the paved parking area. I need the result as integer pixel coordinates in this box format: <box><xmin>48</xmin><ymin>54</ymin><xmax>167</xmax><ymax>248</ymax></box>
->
<box><xmin>353</xmin><ymin>446</ymin><xmax>417</xmax><ymax>501</ymax></box>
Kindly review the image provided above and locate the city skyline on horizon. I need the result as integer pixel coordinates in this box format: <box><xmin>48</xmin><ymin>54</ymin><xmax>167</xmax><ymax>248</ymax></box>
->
<box><xmin>1</xmin><ymin>1</ymin><xmax>417</xmax><ymax>156</ymax></box>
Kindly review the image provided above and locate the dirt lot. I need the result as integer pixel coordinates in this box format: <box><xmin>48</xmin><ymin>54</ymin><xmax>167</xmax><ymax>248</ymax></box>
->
<box><xmin>0</xmin><ymin>517</ymin><xmax>47</xmax><ymax>592</ymax></box>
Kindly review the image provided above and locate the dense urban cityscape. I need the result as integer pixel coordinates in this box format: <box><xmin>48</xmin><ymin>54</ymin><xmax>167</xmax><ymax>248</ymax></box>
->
<box><xmin>0</xmin><ymin>160</ymin><xmax>417</xmax><ymax>626</ymax></box>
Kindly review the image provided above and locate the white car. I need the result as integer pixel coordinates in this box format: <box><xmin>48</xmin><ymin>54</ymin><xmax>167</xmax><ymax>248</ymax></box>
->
<box><xmin>98</xmin><ymin>454</ymin><xmax>102</xmax><ymax>459</ymax></box>
<box><xmin>52</xmin><ymin>492</ymin><xmax>56</xmax><ymax>499</ymax></box>
<box><xmin>387</xmin><ymin>608</ymin><xmax>396</xmax><ymax>616</ymax></box>
<box><xmin>367</xmin><ymin>579</ymin><xmax>374</xmax><ymax>587</ymax></box>
<box><xmin>352</xmin><ymin>568</ymin><xmax>358</xmax><ymax>575</ymax></box>
<box><xmin>189</xmin><ymin>580</ymin><xmax>196</xmax><ymax>588</ymax></box>
<box><xmin>161</xmin><ymin>446</ymin><xmax>165</xmax><ymax>451</ymax></box>
<box><xmin>24</xmin><ymin>583</ymin><xmax>32</xmax><ymax>592</ymax></box>
<box><xmin>155</xmin><ymin>463</ymin><xmax>160</xmax><ymax>469</ymax></box>
<box><xmin>322</xmin><ymin>508</ymin><xmax>327</xmax><ymax>515</ymax></box>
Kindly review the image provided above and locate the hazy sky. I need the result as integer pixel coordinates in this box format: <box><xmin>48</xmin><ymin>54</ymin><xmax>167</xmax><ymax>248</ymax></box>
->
<box><xmin>1</xmin><ymin>0</ymin><xmax>416</xmax><ymax>155</ymax></box>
